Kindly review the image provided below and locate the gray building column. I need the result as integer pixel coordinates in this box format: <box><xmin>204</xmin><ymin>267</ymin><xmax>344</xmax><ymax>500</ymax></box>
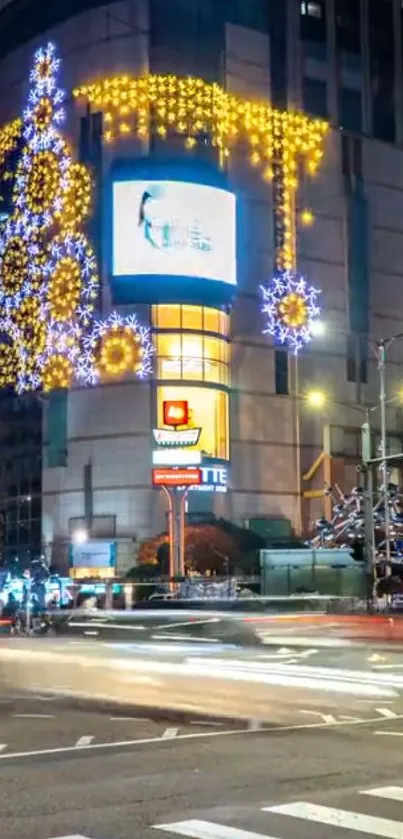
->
<box><xmin>286</xmin><ymin>0</ymin><xmax>302</xmax><ymax>109</ymax></box>
<box><xmin>393</xmin><ymin>0</ymin><xmax>403</xmax><ymax>146</ymax></box>
<box><xmin>360</xmin><ymin>0</ymin><xmax>372</xmax><ymax>136</ymax></box>
<box><xmin>326</xmin><ymin>0</ymin><xmax>338</xmax><ymax>125</ymax></box>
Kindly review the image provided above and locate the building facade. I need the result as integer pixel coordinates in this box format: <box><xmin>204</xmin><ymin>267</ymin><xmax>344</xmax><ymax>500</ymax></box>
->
<box><xmin>0</xmin><ymin>0</ymin><xmax>402</xmax><ymax>575</ymax></box>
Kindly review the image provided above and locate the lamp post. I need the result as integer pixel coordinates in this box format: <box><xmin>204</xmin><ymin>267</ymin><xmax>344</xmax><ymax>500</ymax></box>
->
<box><xmin>305</xmin><ymin>390</ymin><xmax>402</xmax><ymax>601</ymax></box>
<box><xmin>375</xmin><ymin>335</ymin><xmax>403</xmax><ymax>572</ymax></box>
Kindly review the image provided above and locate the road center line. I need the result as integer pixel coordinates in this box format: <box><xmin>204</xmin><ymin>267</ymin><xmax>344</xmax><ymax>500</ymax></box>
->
<box><xmin>0</xmin><ymin>710</ymin><xmax>402</xmax><ymax>762</ymax></box>
<box><xmin>110</xmin><ymin>717</ymin><xmax>151</xmax><ymax>722</ymax></box>
<box><xmin>12</xmin><ymin>713</ymin><xmax>56</xmax><ymax>719</ymax></box>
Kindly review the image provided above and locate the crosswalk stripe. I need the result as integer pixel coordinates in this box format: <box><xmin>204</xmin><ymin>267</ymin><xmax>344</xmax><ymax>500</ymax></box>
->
<box><xmin>362</xmin><ymin>786</ymin><xmax>403</xmax><ymax>802</ymax></box>
<box><xmin>264</xmin><ymin>802</ymin><xmax>403</xmax><ymax>837</ymax></box>
<box><xmin>154</xmin><ymin>819</ymin><xmax>280</xmax><ymax>839</ymax></box>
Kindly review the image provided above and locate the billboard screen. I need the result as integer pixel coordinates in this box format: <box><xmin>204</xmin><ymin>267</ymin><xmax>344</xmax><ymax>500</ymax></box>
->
<box><xmin>112</xmin><ymin>179</ymin><xmax>236</xmax><ymax>295</ymax></box>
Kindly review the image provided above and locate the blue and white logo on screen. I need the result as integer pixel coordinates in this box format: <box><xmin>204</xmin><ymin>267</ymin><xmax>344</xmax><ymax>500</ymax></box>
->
<box><xmin>113</xmin><ymin>179</ymin><xmax>236</xmax><ymax>285</ymax></box>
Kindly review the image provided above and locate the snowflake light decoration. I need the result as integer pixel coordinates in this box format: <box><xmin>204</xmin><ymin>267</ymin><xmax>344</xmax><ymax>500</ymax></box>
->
<box><xmin>260</xmin><ymin>270</ymin><xmax>321</xmax><ymax>354</ymax></box>
<box><xmin>78</xmin><ymin>312</ymin><xmax>154</xmax><ymax>386</ymax></box>
<box><xmin>0</xmin><ymin>42</ymin><xmax>153</xmax><ymax>394</ymax></box>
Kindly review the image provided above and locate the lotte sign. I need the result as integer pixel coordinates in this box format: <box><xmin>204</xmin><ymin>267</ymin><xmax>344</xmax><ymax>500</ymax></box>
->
<box><xmin>152</xmin><ymin>468</ymin><xmax>201</xmax><ymax>487</ymax></box>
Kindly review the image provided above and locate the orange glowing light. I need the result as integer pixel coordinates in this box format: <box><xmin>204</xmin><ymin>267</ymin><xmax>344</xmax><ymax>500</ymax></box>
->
<box><xmin>278</xmin><ymin>292</ymin><xmax>308</xmax><ymax>329</ymax></box>
<box><xmin>163</xmin><ymin>400</ymin><xmax>189</xmax><ymax>427</ymax></box>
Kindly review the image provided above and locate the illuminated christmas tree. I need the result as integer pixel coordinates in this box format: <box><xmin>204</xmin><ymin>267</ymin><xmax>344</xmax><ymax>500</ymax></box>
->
<box><xmin>0</xmin><ymin>42</ymin><xmax>152</xmax><ymax>394</ymax></box>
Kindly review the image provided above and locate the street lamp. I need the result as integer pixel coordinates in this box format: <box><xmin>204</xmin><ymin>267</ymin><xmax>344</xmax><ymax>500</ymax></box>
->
<box><xmin>375</xmin><ymin>335</ymin><xmax>403</xmax><ymax>571</ymax></box>
<box><xmin>306</xmin><ymin>389</ymin><xmax>327</xmax><ymax>408</ymax></box>
<box><xmin>72</xmin><ymin>528</ymin><xmax>88</xmax><ymax>545</ymax></box>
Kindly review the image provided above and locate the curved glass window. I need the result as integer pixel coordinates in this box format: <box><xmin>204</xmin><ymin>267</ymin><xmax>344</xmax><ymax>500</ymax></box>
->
<box><xmin>156</xmin><ymin>332</ymin><xmax>229</xmax><ymax>385</ymax></box>
<box><xmin>152</xmin><ymin>304</ymin><xmax>229</xmax><ymax>336</ymax></box>
<box><xmin>157</xmin><ymin>385</ymin><xmax>229</xmax><ymax>460</ymax></box>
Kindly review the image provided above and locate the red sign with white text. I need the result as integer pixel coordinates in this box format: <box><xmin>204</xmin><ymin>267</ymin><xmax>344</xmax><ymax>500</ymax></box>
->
<box><xmin>163</xmin><ymin>400</ymin><xmax>189</xmax><ymax>427</ymax></box>
<box><xmin>152</xmin><ymin>468</ymin><xmax>201</xmax><ymax>487</ymax></box>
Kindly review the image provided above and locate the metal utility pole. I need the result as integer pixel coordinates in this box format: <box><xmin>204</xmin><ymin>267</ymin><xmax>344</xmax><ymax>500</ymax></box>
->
<box><xmin>361</xmin><ymin>412</ymin><xmax>376</xmax><ymax>607</ymax></box>
<box><xmin>377</xmin><ymin>339</ymin><xmax>391</xmax><ymax>572</ymax></box>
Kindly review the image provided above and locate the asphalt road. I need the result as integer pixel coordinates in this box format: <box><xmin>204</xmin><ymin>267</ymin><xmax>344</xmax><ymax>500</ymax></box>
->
<box><xmin>4</xmin><ymin>630</ymin><xmax>403</xmax><ymax>838</ymax></box>
<box><xmin>3</xmin><ymin>704</ymin><xmax>403</xmax><ymax>839</ymax></box>
<box><xmin>4</xmin><ymin>635</ymin><xmax>403</xmax><ymax>729</ymax></box>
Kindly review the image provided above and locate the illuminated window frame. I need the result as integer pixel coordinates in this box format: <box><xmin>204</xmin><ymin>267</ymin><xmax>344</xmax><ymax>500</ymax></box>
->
<box><xmin>157</xmin><ymin>384</ymin><xmax>229</xmax><ymax>461</ymax></box>
<box><xmin>152</xmin><ymin>304</ymin><xmax>230</xmax><ymax>337</ymax></box>
<box><xmin>156</xmin><ymin>332</ymin><xmax>229</xmax><ymax>385</ymax></box>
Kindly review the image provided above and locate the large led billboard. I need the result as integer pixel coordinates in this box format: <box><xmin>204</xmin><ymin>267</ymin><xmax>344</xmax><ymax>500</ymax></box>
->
<box><xmin>111</xmin><ymin>178</ymin><xmax>236</xmax><ymax>303</ymax></box>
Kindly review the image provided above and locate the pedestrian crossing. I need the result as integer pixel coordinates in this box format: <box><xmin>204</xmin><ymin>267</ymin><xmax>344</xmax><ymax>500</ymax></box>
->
<box><xmin>153</xmin><ymin>784</ymin><xmax>403</xmax><ymax>838</ymax></box>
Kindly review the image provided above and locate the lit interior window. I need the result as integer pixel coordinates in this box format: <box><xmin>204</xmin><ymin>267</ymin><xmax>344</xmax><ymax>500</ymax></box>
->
<box><xmin>152</xmin><ymin>304</ymin><xmax>229</xmax><ymax>336</ymax></box>
<box><xmin>156</xmin><ymin>332</ymin><xmax>229</xmax><ymax>384</ymax></box>
<box><xmin>157</xmin><ymin>385</ymin><xmax>229</xmax><ymax>460</ymax></box>
<box><xmin>301</xmin><ymin>1</ymin><xmax>322</xmax><ymax>17</ymax></box>
<box><xmin>182</xmin><ymin>305</ymin><xmax>203</xmax><ymax>331</ymax></box>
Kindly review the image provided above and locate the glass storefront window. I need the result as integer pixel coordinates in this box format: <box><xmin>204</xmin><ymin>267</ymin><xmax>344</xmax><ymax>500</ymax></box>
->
<box><xmin>219</xmin><ymin>311</ymin><xmax>230</xmax><ymax>337</ymax></box>
<box><xmin>157</xmin><ymin>334</ymin><xmax>182</xmax><ymax>379</ymax></box>
<box><xmin>152</xmin><ymin>304</ymin><xmax>229</xmax><ymax>336</ymax></box>
<box><xmin>156</xmin><ymin>332</ymin><xmax>229</xmax><ymax>384</ymax></box>
<box><xmin>157</xmin><ymin>385</ymin><xmax>229</xmax><ymax>460</ymax></box>
<box><xmin>181</xmin><ymin>333</ymin><xmax>203</xmax><ymax>380</ymax></box>
<box><xmin>153</xmin><ymin>304</ymin><xmax>181</xmax><ymax>329</ymax></box>
<box><xmin>182</xmin><ymin>305</ymin><xmax>203</xmax><ymax>331</ymax></box>
<box><xmin>203</xmin><ymin>308</ymin><xmax>220</xmax><ymax>333</ymax></box>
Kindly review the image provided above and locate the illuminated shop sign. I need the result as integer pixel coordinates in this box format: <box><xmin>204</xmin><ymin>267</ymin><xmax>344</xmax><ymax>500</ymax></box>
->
<box><xmin>153</xmin><ymin>428</ymin><xmax>201</xmax><ymax>446</ymax></box>
<box><xmin>152</xmin><ymin>468</ymin><xmax>202</xmax><ymax>487</ymax></box>
<box><xmin>189</xmin><ymin>464</ymin><xmax>228</xmax><ymax>494</ymax></box>
<box><xmin>112</xmin><ymin>179</ymin><xmax>236</xmax><ymax>286</ymax></box>
<box><xmin>152</xmin><ymin>449</ymin><xmax>202</xmax><ymax>466</ymax></box>
<box><xmin>69</xmin><ymin>541</ymin><xmax>116</xmax><ymax>569</ymax></box>
<box><xmin>163</xmin><ymin>399</ymin><xmax>189</xmax><ymax>426</ymax></box>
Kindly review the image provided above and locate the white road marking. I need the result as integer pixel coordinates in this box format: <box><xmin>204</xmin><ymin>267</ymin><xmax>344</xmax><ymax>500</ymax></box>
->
<box><xmin>189</xmin><ymin>720</ymin><xmax>224</xmax><ymax>727</ymax></box>
<box><xmin>363</xmin><ymin>786</ymin><xmax>403</xmax><ymax>802</ymax></box>
<box><xmin>0</xmin><ymin>745</ymin><xmax>6</xmax><ymax>752</ymax></box>
<box><xmin>12</xmin><ymin>714</ymin><xmax>55</xmax><ymax>719</ymax></box>
<box><xmin>48</xmin><ymin>835</ymin><xmax>93</xmax><ymax>838</ymax></box>
<box><xmin>376</xmin><ymin>707</ymin><xmax>398</xmax><ymax>718</ymax></box>
<box><xmin>264</xmin><ymin>801</ymin><xmax>403</xmax><ymax>837</ymax></box>
<box><xmin>154</xmin><ymin>819</ymin><xmax>276</xmax><ymax>839</ymax></box>
<box><xmin>109</xmin><ymin>716</ymin><xmax>151</xmax><ymax>722</ymax></box>
<box><xmin>375</xmin><ymin>731</ymin><xmax>403</xmax><ymax>737</ymax></box>
<box><xmin>0</xmin><ymin>710</ymin><xmax>401</xmax><ymax>762</ymax></box>
<box><xmin>248</xmin><ymin>719</ymin><xmax>262</xmax><ymax>731</ymax></box>
<box><xmin>74</xmin><ymin>735</ymin><xmax>94</xmax><ymax>748</ymax></box>
<box><xmin>300</xmin><ymin>710</ymin><xmax>337</xmax><ymax>724</ymax></box>
<box><xmin>162</xmin><ymin>727</ymin><xmax>179</xmax><ymax>739</ymax></box>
